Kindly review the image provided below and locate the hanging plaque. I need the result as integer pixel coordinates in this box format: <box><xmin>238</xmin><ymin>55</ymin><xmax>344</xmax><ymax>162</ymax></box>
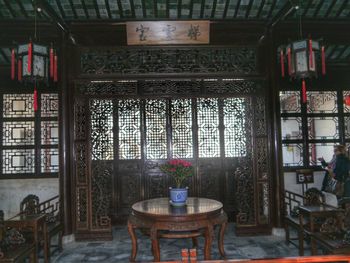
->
<box><xmin>126</xmin><ymin>21</ymin><xmax>210</xmax><ymax>45</ymax></box>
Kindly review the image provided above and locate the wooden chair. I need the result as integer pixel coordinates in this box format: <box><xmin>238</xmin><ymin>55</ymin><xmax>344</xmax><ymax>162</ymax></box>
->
<box><xmin>284</xmin><ymin>187</ymin><xmax>325</xmax><ymax>255</ymax></box>
<box><xmin>0</xmin><ymin>210</ymin><xmax>36</xmax><ymax>263</ymax></box>
<box><xmin>37</xmin><ymin>195</ymin><xmax>63</xmax><ymax>262</ymax></box>
<box><xmin>19</xmin><ymin>195</ymin><xmax>63</xmax><ymax>263</ymax></box>
<box><xmin>311</xmin><ymin>198</ymin><xmax>350</xmax><ymax>255</ymax></box>
<box><xmin>20</xmin><ymin>195</ymin><xmax>39</xmax><ymax>216</ymax></box>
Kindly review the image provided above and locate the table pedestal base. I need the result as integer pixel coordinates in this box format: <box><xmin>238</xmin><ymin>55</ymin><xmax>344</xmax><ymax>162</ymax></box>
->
<box><xmin>127</xmin><ymin>211</ymin><xmax>227</xmax><ymax>262</ymax></box>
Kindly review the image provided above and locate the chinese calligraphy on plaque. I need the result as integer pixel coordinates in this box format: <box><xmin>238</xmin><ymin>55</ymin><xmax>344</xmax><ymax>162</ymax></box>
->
<box><xmin>127</xmin><ymin>21</ymin><xmax>209</xmax><ymax>45</ymax></box>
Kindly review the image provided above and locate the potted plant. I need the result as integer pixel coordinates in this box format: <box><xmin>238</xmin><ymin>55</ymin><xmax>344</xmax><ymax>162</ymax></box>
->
<box><xmin>160</xmin><ymin>159</ymin><xmax>193</xmax><ymax>206</ymax></box>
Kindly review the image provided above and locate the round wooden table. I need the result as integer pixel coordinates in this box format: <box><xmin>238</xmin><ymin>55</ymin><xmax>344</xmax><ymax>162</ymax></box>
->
<box><xmin>127</xmin><ymin>197</ymin><xmax>227</xmax><ymax>262</ymax></box>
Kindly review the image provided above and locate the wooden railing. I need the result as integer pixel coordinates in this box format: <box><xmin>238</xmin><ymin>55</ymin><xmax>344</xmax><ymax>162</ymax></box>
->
<box><xmin>155</xmin><ymin>249</ymin><xmax>350</xmax><ymax>263</ymax></box>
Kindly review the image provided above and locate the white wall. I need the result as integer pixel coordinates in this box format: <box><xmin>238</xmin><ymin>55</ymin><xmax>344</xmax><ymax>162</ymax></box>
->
<box><xmin>284</xmin><ymin>170</ymin><xmax>324</xmax><ymax>195</ymax></box>
<box><xmin>0</xmin><ymin>178</ymin><xmax>59</xmax><ymax>219</ymax></box>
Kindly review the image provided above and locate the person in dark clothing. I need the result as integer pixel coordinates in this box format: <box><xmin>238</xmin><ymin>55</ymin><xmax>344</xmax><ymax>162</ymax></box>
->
<box><xmin>318</xmin><ymin>154</ymin><xmax>336</xmax><ymax>192</ymax></box>
<box><xmin>318</xmin><ymin>145</ymin><xmax>350</xmax><ymax>198</ymax></box>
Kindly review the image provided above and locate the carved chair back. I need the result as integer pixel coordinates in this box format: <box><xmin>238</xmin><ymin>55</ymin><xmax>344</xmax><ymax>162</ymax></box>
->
<box><xmin>318</xmin><ymin>198</ymin><xmax>350</xmax><ymax>239</ymax></box>
<box><xmin>304</xmin><ymin>187</ymin><xmax>324</xmax><ymax>206</ymax></box>
<box><xmin>20</xmin><ymin>194</ymin><xmax>39</xmax><ymax>215</ymax></box>
<box><xmin>340</xmin><ymin>198</ymin><xmax>350</xmax><ymax>229</ymax></box>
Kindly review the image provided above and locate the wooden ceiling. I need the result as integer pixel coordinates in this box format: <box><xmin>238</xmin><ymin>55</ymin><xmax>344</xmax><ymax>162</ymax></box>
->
<box><xmin>0</xmin><ymin>0</ymin><xmax>349</xmax><ymax>21</ymax></box>
<box><xmin>0</xmin><ymin>0</ymin><xmax>350</xmax><ymax>65</ymax></box>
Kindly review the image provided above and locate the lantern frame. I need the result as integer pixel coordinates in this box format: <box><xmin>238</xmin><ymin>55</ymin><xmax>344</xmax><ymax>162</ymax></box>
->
<box><xmin>17</xmin><ymin>42</ymin><xmax>50</xmax><ymax>83</ymax></box>
<box><xmin>286</xmin><ymin>39</ymin><xmax>321</xmax><ymax>80</ymax></box>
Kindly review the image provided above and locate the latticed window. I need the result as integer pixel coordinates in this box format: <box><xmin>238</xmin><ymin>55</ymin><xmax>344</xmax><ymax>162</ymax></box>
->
<box><xmin>1</xmin><ymin>93</ymin><xmax>59</xmax><ymax>178</ymax></box>
<box><xmin>90</xmin><ymin>97</ymin><xmax>248</xmax><ymax>161</ymax></box>
<box><xmin>280</xmin><ymin>90</ymin><xmax>350</xmax><ymax>167</ymax></box>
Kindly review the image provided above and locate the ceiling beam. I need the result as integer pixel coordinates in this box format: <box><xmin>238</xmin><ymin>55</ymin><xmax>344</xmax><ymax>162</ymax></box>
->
<box><xmin>325</xmin><ymin>0</ymin><xmax>337</xmax><ymax>18</ymax></box>
<box><xmin>211</xmin><ymin>0</ymin><xmax>218</xmax><ymax>19</ymax></box>
<box><xmin>245</xmin><ymin>0</ymin><xmax>254</xmax><ymax>19</ymax></box>
<box><xmin>104</xmin><ymin>0</ymin><xmax>112</xmax><ymax>19</ymax></box>
<box><xmin>15</xmin><ymin>0</ymin><xmax>29</xmax><ymax>18</ymax></box>
<box><xmin>336</xmin><ymin>0</ymin><xmax>348</xmax><ymax>18</ymax></box>
<box><xmin>166</xmin><ymin>0</ymin><xmax>170</xmax><ymax>18</ymax></box>
<box><xmin>266</xmin><ymin>0</ymin><xmax>295</xmax><ymax>28</ymax></box>
<box><xmin>233</xmin><ymin>0</ymin><xmax>241</xmax><ymax>18</ymax></box>
<box><xmin>129</xmin><ymin>0</ymin><xmax>136</xmax><ymax>18</ymax></box>
<box><xmin>68</xmin><ymin>0</ymin><xmax>78</xmax><ymax>19</ymax></box>
<box><xmin>93</xmin><ymin>0</ymin><xmax>101</xmax><ymax>19</ymax></box>
<box><xmin>54</xmin><ymin>0</ymin><xmax>66</xmax><ymax>19</ymax></box>
<box><xmin>267</xmin><ymin>0</ymin><xmax>277</xmax><ymax>18</ymax></box>
<box><xmin>37</xmin><ymin>0</ymin><xmax>70</xmax><ymax>34</ymax></box>
<box><xmin>81</xmin><ymin>0</ymin><xmax>90</xmax><ymax>19</ymax></box>
<box><xmin>222</xmin><ymin>0</ymin><xmax>230</xmax><ymax>19</ymax></box>
<box><xmin>153</xmin><ymin>0</ymin><xmax>158</xmax><ymax>18</ymax></box>
<box><xmin>301</xmin><ymin>0</ymin><xmax>312</xmax><ymax>17</ymax></box>
<box><xmin>117</xmin><ymin>0</ymin><xmax>124</xmax><ymax>19</ymax></box>
<box><xmin>3</xmin><ymin>0</ymin><xmax>16</xmax><ymax>18</ymax></box>
<box><xmin>256</xmin><ymin>0</ymin><xmax>265</xmax><ymax>18</ymax></box>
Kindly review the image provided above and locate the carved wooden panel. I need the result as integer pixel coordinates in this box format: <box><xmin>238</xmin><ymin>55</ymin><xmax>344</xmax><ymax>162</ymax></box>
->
<box><xmin>255</xmin><ymin>96</ymin><xmax>267</xmax><ymax>136</ymax></box>
<box><xmin>198</xmin><ymin>159</ymin><xmax>222</xmax><ymax>200</ymax></box>
<box><xmin>77</xmin><ymin>81</ymin><xmax>138</xmax><ymax>96</ymax></box>
<box><xmin>73</xmin><ymin>47</ymin><xmax>270</xmax><ymax>237</ymax></box>
<box><xmin>235</xmin><ymin>159</ymin><xmax>255</xmax><ymax>225</ymax></box>
<box><xmin>147</xmin><ymin>174</ymin><xmax>168</xmax><ymax>199</ymax></box>
<box><xmin>74</xmin><ymin>97</ymin><xmax>89</xmax><ymax>233</ymax></box>
<box><xmin>224</xmin><ymin>158</ymin><xmax>244</xmax><ymax>208</ymax></box>
<box><xmin>75</xmin><ymin>142</ymin><xmax>87</xmax><ymax>185</ymax></box>
<box><xmin>76</xmin><ymin>187</ymin><xmax>88</xmax><ymax>230</ymax></box>
<box><xmin>120</xmin><ymin>173</ymin><xmax>141</xmax><ymax>206</ymax></box>
<box><xmin>204</xmin><ymin>80</ymin><xmax>261</xmax><ymax>94</ymax></box>
<box><xmin>140</xmin><ymin>80</ymin><xmax>201</xmax><ymax>96</ymax></box>
<box><xmin>118</xmin><ymin>160</ymin><xmax>142</xmax><ymax>207</ymax></box>
<box><xmin>91</xmin><ymin>161</ymin><xmax>112</xmax><ymax>230</ymax></box>
<box><xmin>80</xmin><ymin>47</ymin><xmax>257</xmax><ymax>76</ymax></box>
<box><xmin>145</xmin><ymin>160</ymin><xmax>168</xmax><ymax>199</ymax></box>
<box><xmin>74</xmin><ymin>99</ymin><xmax>87</xmax><ymax>140</ymax></box>
<box><xmin>256</xmin><ymin>138</ymin><xmax>268</xmax><ymax>180</ymax></box>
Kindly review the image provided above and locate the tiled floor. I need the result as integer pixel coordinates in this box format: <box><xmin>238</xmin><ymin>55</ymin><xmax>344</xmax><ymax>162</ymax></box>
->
<box><xmin>52</xmin><ymin>224</ymin><xmax>304</xmax><ymax>263</ymax></box>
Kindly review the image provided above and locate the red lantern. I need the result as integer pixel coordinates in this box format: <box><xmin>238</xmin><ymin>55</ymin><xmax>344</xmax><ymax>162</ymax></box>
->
<box><xmin>344</xmin><ymin>95</ymin><xmax>350</xmax><ymax>106</ymax></box>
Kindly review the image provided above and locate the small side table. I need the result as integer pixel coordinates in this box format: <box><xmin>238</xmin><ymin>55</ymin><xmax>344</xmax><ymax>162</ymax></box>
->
<box><xmin>298</xmin><ymin>205</ymin><xmax>343</xmax><ymax>255</ymax></box>
<box><xmin>311</xmin><ymin>232</ymin><xmax>350</xmax><ymax>255</ymax></box>
<box><xmin>4</xmin><ymin>214</ymin><xmax>47</xmax><ymax>263</ymax></box>
<box><xmin>0</xmin><ymin>244</ymin><xmax>36</xmax><ymax>263</ymax></box>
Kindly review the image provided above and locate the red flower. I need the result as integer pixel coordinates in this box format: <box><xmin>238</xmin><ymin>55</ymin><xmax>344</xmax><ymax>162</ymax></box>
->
<box><xmin>159</xmin><ymin>159</ymin><xmax>194</xmax><ymax>188</ymax></box>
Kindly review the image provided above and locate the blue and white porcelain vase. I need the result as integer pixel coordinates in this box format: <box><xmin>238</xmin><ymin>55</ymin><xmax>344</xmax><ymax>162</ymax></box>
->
<box><xmin>169</xmin><ymin>187</ymin><xmax>188</xmax><ymax>206</ymax></box>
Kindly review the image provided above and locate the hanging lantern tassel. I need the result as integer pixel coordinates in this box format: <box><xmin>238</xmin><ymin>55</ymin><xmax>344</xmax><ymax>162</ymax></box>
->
<box><xmin>287</xmin><ymin>47</ymin><xmax>292</xmax><ymax>76</ymax></box>
<box><xmin>280</xmin><ymin>49</ymin><xmax>285</xmax><ymax>78</ymax></box>
<box><xmin>54</xmin><ymin>54</ymin><xmax>58</xmax><ymax>82</ymax></box>
<box><xmin>309</xmin><ymin>39</ymin><xmax>313</xmax><ymax>68</ymax></box>
<box><xmin>11</xmin><ymin>49</ymin><xmax>15</xmax><ymax>80</ymax></box>
<box><xmin>33</xmin><ymin>87</ymin><xmax>38</xmax><ymax>112</ymax></box>
<box><xmin>345</xmin><ymin>95</ymin><xmax>350</xmax><ymax>106</ymax></box>
<box><xmin>302</xmin><ymin>79</ymin><xmax>307</xmax><ymax>104</ymax></box>
<box><xmin>321</xmin><ymin>46</ymin><xmax>326</xmax><ymax>75</ymax></box>
<box><xmin>28</xmin><ymin>41</ymin><xmax>32</xmax><ymax>73</ymax></box>
<box><xmin>50</xmin><ymin>46</ymin><xmax>54</xmax><ymax>78</ymax></box>
<box><xmin>18</xmin><ymin>59</ymin><xmax>22</xmax><ymax>81</ymax></box>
